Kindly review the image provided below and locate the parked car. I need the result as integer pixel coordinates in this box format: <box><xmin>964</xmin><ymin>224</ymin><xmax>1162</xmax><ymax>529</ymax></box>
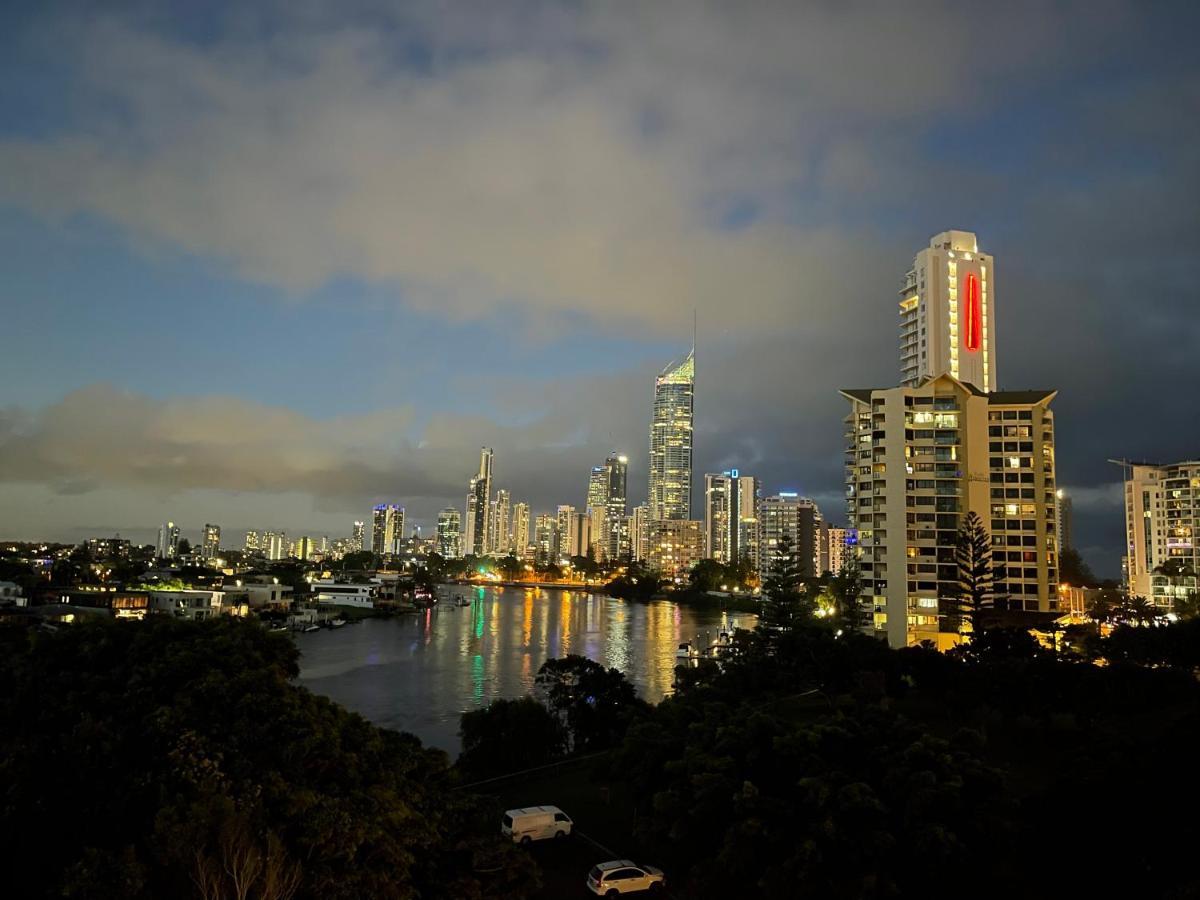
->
<box><xmin>586</xmin><ymin>859</ymin><xmax>666</xmax><ymax>895</ymax></box>
<box><xmin>502</xmin><ymin>806</ymin><xmax>573</xmax><ymax>844</ymax></box>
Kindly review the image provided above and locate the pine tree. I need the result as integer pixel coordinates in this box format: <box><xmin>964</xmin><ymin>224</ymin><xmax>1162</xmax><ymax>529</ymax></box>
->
<box><xmin>942</xmin><ymin>511</ymin><xmax>1005</xmax><ymax>635</ymax></box>
<box><xmin>761</xmin><ymin>535</ymin><xmax>812</xmax><ymax>630</ymax></box>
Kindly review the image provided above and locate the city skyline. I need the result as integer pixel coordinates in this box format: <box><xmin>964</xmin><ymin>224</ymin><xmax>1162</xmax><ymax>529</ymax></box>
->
<box><xmin>2</xmin><ymin>4</ymin><xmax>1199</xmax><ymax>577</ymax></box>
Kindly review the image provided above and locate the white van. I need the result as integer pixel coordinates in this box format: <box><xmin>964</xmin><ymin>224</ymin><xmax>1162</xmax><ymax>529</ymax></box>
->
<box><xmin>502</xmin><ymin>806</ymin><xmax>573</xmax><ymax>844</ymax></box>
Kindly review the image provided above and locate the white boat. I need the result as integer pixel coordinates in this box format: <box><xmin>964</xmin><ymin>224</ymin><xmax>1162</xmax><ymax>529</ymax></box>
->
<box><xmin>330</xmin><ymin>618</ymin><xmax>347</xmax><ymax>628</ymax></box>
<box><xmin>302</xmin><ymin>623</ymin><xmax>320</xmax><ymax>633</ymax></box>
<box><xmin>676</xmin><ymin>642</ymin><xmax>699</xmax><ymax>661</ymax></box>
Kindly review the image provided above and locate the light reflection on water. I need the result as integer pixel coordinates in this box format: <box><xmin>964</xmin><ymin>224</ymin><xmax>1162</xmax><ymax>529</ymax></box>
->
<box><xmin>295</xmin><ymin>586</ymin><xmax>755</xmax><ymax>754</ymax></box>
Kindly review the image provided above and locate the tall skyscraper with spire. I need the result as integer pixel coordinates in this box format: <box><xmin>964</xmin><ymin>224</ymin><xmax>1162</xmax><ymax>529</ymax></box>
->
<box><xmin>464</xmin><ymin>447</ymin><xmax>493</xmax><ymax>557</ymax></box>
<box><xmin>648</xmin><ymin>345</ymin><xmax>695</xmax><ymax>521</ymax></box>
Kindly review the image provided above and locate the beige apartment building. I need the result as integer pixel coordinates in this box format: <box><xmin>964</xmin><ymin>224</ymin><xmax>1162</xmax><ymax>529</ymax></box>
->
<box><xmin>842</xmin><ymin>374</ymin><xmax>1059</xmax><ymax>649</ymax></box>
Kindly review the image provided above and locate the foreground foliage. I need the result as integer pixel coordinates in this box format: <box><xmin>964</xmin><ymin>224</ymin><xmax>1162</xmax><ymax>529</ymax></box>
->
<box><xmin>603</xmin><ymin>625</ymin><xmax>1200</xmax><ymax>899</ymax></box>
<box><xmin>0</xmin><ymin>618</ymin><xmax>537</xmax><ymax>900</ymax></box>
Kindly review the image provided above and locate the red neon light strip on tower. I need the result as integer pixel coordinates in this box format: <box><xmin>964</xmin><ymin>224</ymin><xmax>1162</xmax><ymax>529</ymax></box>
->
<box><xmin>964</xmin><ymin>272</ymin><xmax>982</xmax><ymax>352</ymax></box>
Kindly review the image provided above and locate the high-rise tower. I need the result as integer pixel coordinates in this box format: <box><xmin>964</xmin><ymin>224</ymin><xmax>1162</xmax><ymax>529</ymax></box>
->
<box><xmin>899</xmin><ymin>230</ymin><xmax>997</xmax><ymax>393</ymax></box>
<box><xmin>648</xmin><ymin>348</ymin><xmax>694</xmax><ymax>521</ymax></box>
<box><xmin>464</xmin><ymin>447</ymin><xmax>493</xmax><ymax>557</ymax></box>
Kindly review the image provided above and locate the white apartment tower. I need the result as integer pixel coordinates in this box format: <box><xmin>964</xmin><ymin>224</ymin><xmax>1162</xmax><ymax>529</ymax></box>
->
<box><xmin>900</xmin><ymin>230</ymin><xmax>997</xmax><ymax>393</ymax></box>
<box><xmin>1116</xmin><ymin>460</ymin><xmax>1200</xmax><ymax>608</ymax></box>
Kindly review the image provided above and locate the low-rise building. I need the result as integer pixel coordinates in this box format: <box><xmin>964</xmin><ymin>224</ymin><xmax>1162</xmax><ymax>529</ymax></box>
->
<box><xmin>311</xmin><ymin>580</ymin><xmax>377</xmax><ymax>608</ymax></box>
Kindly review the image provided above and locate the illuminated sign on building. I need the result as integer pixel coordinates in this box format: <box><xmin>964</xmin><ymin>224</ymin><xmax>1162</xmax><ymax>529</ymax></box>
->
<box><xmin>964</xmin><ymin>271</ymin><xmax>981</xmax><ymax>352</ymax></box>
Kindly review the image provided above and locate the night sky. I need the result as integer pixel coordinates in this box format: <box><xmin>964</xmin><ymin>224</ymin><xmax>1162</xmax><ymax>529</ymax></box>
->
<box><xmin>2</xmin><ymin>1</ymin><xmax>1198</xmax><ymax>577</ymax></box>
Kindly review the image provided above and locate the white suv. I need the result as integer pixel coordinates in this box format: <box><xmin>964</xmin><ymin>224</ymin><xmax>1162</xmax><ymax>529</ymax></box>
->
<box><xmin>586</xmin><ymin>860</ymin><xmax>666</xmax><ymax>895</ymax></box>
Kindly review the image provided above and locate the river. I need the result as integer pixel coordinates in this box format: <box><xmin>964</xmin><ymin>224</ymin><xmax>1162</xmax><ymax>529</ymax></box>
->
<box><xmin>294</xmin><ymin>585</ymin><xmax>756</xmax><ymax>755</ymax></box>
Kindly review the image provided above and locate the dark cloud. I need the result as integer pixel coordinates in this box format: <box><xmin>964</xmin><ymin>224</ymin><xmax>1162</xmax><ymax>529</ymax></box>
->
<box><xmin>0</xmin><ymin>1</ymin><xmax>1197</xmax><ymax>576</ymax></box>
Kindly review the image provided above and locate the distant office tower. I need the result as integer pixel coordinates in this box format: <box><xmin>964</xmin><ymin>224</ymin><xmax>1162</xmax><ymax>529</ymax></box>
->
<box><xmin>372</xmin><ymin>504</ymin><xmax>404</xmax><ymax>556</ymax></box>
<box><xmin>563</xmin><ymin>511</ymin><xmax>592</xmax><ymax>560</ymax></box>
<box><xmin>584</xmin><ymin>454</ymin><xmax>628</xmax><ymax>560</ymax></box>
<box><xmin>511</xmin><ymin>502</ymin><xmax>531</xmax><ymax>555</ymax></box>
<box><xmin>437</xmin><ymin>507</ymin><xmax>463</xmax><ymax>559</ymax></box>
<box><xmin>1055</xmin><ymin>489</ymin><xmax>1073</xmax><ymax>553</ymax></box>
<box><xmin>352</xmin><ymin>520</ymin><xmax>365</xmax><ymax>552</ymax></box>
<box><xmin>842</xmin><ymin>375</ymin><xmax>1059</xmax><ymax>649</ymax></box>
<box><xmin>824</xmin><ymin>526</ymin><xmax>849</xmax><ymax>575</ymax></box>
<box><xmin>263</xmin><ymin>531</ymin><xmax>285</xmax><ymax>561</ymax></box>
<box><xmin>704</xmin><ymin>471</ymin><xmax>760</xmax><ymax>564</ymax></box>
<box><xmin>201</xmin><ymin>524</ymin><xmax>221</xmax><ymax>561</ymax></box>
<box><xmin>464</xmin><ymin>448</ymin><xmax>494</xmax><ymax>557</ymax></box>
<box><xmin>646</xmin><ymin>519</ymin><xmax>704</xmax><ymax>580</ymax></box>
<box><xmin>648</xmin><ymin>348</ymin><xmax>694</xmax><ymax>521</ymax></box>
<box><xmin>631</xmin><ymin>505</ymin><xmax>649</xmax><ymax>561</ymax></box>
<box><xmin>1115</xmin><ymin>459</ymin><xmax>1200</xmax><ymax>608</ymax></box>
<box><xmin>587</xmin><ymin>466</ymin><xmax>608</xmax><ymax>513</ymax></box>
<box><xmin>295</xmin><ymin>536</ymin><xmax>315</xmax><ymax>561</ymax></box>
<box><xmin>534</xmin><ymin>513</ymin><xmax>557</xmax><ymax>563</ymax></box>
<box><xmin>603</xmin><ymin>454</ymin><xmax>629</xmax><ymax>559</ymax></box>
<box><xmin>244</xmin><ymin>530</ymin><xmax>261</xmax><ymax>553</ymax></box>
<box><xmin>157</xmin><ymin>521</ymin><xmax>180</xmax><ymax>559</ymax></box>
<box><xmin>899</xmin><ymin>230</ymin><xmax>997</xmax><ymax>393</ymax></box>
<box><xmin>490</xmin><ymin>489</ymin><xmax>511</xmax><ymax>554</ymax></box>
<box><xmin>758</xmin><ymin>494</ymin><xmax>822</xmax><ymax>584</ymax></box>
<box><xmin>555</xmin><ymin>505</ymin><xmax>574</xmax><ymax>561</ymax></box>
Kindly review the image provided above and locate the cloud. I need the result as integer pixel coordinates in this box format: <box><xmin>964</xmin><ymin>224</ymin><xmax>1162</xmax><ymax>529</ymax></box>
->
<box><xmin>0</xmin><ymin>2</ymin><xmax>1127</xmax><ymax>334</ymax></box>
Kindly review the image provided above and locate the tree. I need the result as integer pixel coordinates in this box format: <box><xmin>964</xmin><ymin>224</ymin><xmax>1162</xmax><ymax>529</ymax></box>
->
<box><xmin>1172</xmin><ymin>591</ymin><xmax>1200</xmax><ymax>621</ymax></box>
<box><xmin>760</xmin><ymin>536</ymin><xmax>812</xmax><ymax>631</ymax></box>
<box><xmin>339</xmin><ymin>550</ymin><xmax>379</xmax><ymax>572</ymax></box>
<box><xmin>535</xmin><ymin>655</ymin><xmax>645</xmax><ymax>752</ymax></box>
<box><xmin>497</xmin><ymin>554</ymin><xmax>524</xmax><ymax>581</ymax></box>
<box><xmin>827</xmin><ymin>560</ymin><xmax>862</xmax><ymax>626</ymax></box>
<box><xmin>569</xmin><ymin>555</ymin><xmax>601</xmax><ymax>580</ymax></box>
<box><xmin>457</xmin><ymin>696</ymin><xmax>567</xmax><ymax>779</ymax></box>
<box><xmin>177</xmin><ymin>538</ymin><xmax>192</xmax><ymax>556</ymax></box>
<box><xmin>943</xmin><ymin>512</ymin><xmax>1005</xmax><ymax>635</ymax></box>
<box><xmin>1059</xmin><ymin>547</ymin><xmax>1097</xmax><ymax>586</ymax></box>
<box><xmin>0</xmin><ymin>618</ymin><xmax>538</xmax><ymax>899</ymax></box>
<box><xmin>688</xmin><ymin>558</ymin><xmax>729</xmax><ymax>593</ymax></box>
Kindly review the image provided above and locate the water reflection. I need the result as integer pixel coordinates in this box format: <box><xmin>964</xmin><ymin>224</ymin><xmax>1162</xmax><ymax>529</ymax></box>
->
<box><xmin>296</xmin><ymin>586</ymin><xmax>755</xmax><ymax>753</ymax></box>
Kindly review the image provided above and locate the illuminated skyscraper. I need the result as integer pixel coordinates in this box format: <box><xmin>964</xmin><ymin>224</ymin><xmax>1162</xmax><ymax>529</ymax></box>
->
<box><xmin>436</xmin><ymin>507</ymin><xmax>462</xmax><ymax>559</ymax></box>
<box><xmin>703</xmin><ymin>471</ymin><xmax>759</xmax><ymax>564</ymax></box>
<box><xmin>262</xmin><ymin>531</ymin><xmax>285</xmax><ymax>561</ymax></box>
<box><xmin>534</xmin><ymin>513</ymin><xmax>557</xmax><ymax>563</ymax></box>
<box><xmin>156</xmin><ymin>521</ymin><xmax>180</xmax><ymax>560</ymax></box>
<box><xmin>464</xmin><ymin>448</ymin><xmax>493</xmax><ymax>557</ymax></box>
<box><xmin>201</xmin><ymin>524</ymin><xmax>221</xmax><ymax>561</ymax></box>
<box><xmin>490</xmin><ymin>489</ymin><xmax>511</xmax><ymax>554</ymax></box>
<box><xmin>1116</xmin><ymin>459</ymin><xmax>1200</xmax><ymax>606</ymax></box>
<box><xmin>556</xmin><ymin>505</ymin><xmax>574</xmax><ymax>562</ymax></box>
<box><xmin>511</xmin><ymin>502</ymin><xmax>531</xmax><ymax>554</ymax></box>
<box><xmin>352</xmin><ymin>521</ymin><xmax>365</xmax><ymax>552</ymax></box>
<box><xmin>648</xmin><ymin>348</ymin><xmax>694</xmax><ymax>521</ymax></box>
<box><xmin>372</xmin><ymin>504</ymin><xmax>404</xmax><ymax>556</ymax></box>
<box><xmin>758</xmin><ymin>493</ymin><xmax>822</xmax><ymax>583</ymax></box>
<box><xmin>244</xmin><ymin>530</ymin><xmax>261</xmax><ymax>554</ymax></box>
<box><xmin>899</xmin><ymin>230</ymin><xmax>997</xmax><ymax>392</ymax></box>
<box><xmin>587</xmin><ymin>453</ymin><xmax>629</xmax><ymax>561</ymax></box>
